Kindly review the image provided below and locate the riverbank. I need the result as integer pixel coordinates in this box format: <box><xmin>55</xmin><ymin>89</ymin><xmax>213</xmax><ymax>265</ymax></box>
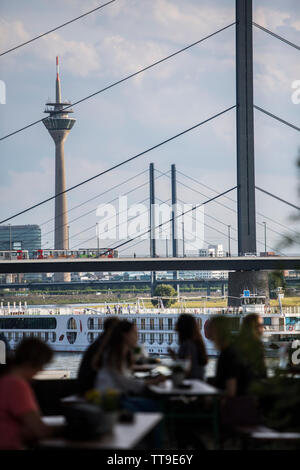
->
<box><xmin>2</xmin><ymin>293</ymin><xmax>300</xmax><ymax>308</ymax></box>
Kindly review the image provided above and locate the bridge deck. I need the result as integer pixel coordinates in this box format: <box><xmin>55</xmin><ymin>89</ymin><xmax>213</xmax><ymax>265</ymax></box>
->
<box><xmin>0</xmin><ymin>256</ymin><xmax>300</xmax><ymax>273</ymax></box>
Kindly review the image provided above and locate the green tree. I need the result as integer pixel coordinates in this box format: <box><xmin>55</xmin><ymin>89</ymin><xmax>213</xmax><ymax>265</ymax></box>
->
<box><xmin>278</xmin><ymin>148</ymin><xmax>300</xmax><ymax>249</ymax></box>
<box><xmin>152</xmin><ymin>284</ymin><xmax>177</xmax><ymax>307</ymax></box>
<box><xmin>268</xmin><ymin>270</ymin><xmax>286</xmax><ymax>299</ymax></box>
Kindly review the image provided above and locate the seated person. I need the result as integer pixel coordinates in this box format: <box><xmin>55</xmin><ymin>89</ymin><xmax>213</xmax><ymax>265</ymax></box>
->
<box><xmin>94</xmin><ymin>321</ymin><xmax>165</xmax><ymax>397</ymax></box>
<box><xmin>169</xmin><ymin>314</ymin><xmax>208</xmax><ymax>380</ymax></box>
<box><xmin>0</xmin><ymin>338</ymin><xmax>55</xmax><ymax>450</ymax></box>
<box><xmin>77</xmin><ymin>316</ymin><xmax>120</xmax><ymax>395</ymax></box>
<box><xmin>209</xmin><ymin>316</ymin><xmax>250</xmax><ymax>397</ymax></box>
<box><xmin>234</xmin><ymin>313</ymin><xmax>267</xmax><ymax>382</ymax></box>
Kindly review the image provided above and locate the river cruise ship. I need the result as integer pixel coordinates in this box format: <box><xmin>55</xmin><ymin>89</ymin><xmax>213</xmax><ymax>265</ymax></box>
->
<box><xmin>0</xmin><ymin>294</ymin><xmax>299</xmax><ymax>356</ymax></box>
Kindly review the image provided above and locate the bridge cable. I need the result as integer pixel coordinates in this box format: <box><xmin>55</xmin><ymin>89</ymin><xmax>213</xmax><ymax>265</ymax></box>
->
<box><xmin>67</xmin><ymin>171</ymin><xmax>170</xmax><ymax>247</ymax></box>
<box><xmin>253</xmin><ymin>22</ymin><xmax>300</xmax><ymax>52</ymax></box>
<box><xmin>254</xmin><ymin>105</ymin><xmax>300</xmax><ymax>133</ymax></box>
<box><xmin>70</xmin><ymin>195</ymin><xmax>171</xmax><ymax>249</ymax></box>
<box><xmin>0</xmin><ymin>105</ymin><xmax>236</xmax><ymax>225</ymax></box>
<box><xmin>0</xmin><ymin>1</ymin><xmax>118</xmax><ymax>57</ymax></box>
<box><xmin>155</xmin><ymin>168</ymin><xmax>238</xmax><ymax>232</ymax></box>
<box><xmin>176</xmin><ymin>176</ymin><xmax>294</xmax><ymax>244</ymax></box>
<box><xmin>101</xmin><ymin>186</ymin><xmax>237</xmax><ymax>255</ymax></box>
<box><xmin>177</xmin><ymin>169</ymin><xmax>300</xmax><ymax>237</ymax></box>
<box><xmin>42</xmin><ymin>170</ymin><xmax>159</xmax><ymax>241</ymax></box>
<box><xmin>256</xmin><ymin>186</ymin><xmax>300</xmax><ymax>211</ymax></box>
<box><xmin>0</xmin><ymin>23</ymin><xmax>236</xmax><ymax>142</ymax></box>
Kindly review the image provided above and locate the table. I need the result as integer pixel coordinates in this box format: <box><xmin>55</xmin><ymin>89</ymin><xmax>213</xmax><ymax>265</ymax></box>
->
<box><xmin>132</xmin><ymin>363</ymin><xmax>159</xmax><ymax>373</ymax></box>
<box><xmin>235</xmin><ymin>425</ymin><xmax>300</xmax><ymax>449</ymax></box>
<box><xmin>40</xmin><ymin>413</ymin><xmax>163</xmax><ymax>449</ymax></box>
<box><xmin>149</xmin><ymin>379</ymin><xmax>221</xmax><ymax>448</ymax></box>
<box><xmin>149</xmin><ymin>379</ymin><xmax>220</xmax><ymax>396</ymax></box>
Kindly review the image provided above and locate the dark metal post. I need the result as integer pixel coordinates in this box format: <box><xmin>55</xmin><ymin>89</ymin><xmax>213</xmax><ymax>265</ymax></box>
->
<box><xmin>182</xmin><ymin>212</ymin><xmax>185</xmax><ymax>257</ymax></box>
<box><xmin>171</xmin><ymin>164</ymin><xmax>178</xmax><ymax>280</ymax></box>
<box><xmin>149</xmin><ymin>163</ymin><xmax>156</xmax><ymax>258</ymax></box>
<box><xmin>228</xmin><ymin>225</ymin><xmax>231</xmax><ymax>257</ymax></box>
<box><xmin>236</xmin><ymin>0</ymin><xmax>256</xmax><ymax>255</ymax></box>
<box><xmin>263</xmin><ymin>221</ymin><xmax>267</xmax><ymax>253</ymax></box>
<box><xmin>149</xmin><ymin>163</ymin><xmax>156</xmax><ymax>295</ymax></box>
<box><xmin>9</xmin><ymin>224</ymin><xmax>12</xmax><ymax>251</ymax></box>
<box><xmin>207</xmin><ymin>284</ymin><xmax>211</xmax><ymax>297</ymax></box>
<box><xmin>222</xmin><ymin>282</ymin><xmax>226</xmax><ymax>297</ymax></box>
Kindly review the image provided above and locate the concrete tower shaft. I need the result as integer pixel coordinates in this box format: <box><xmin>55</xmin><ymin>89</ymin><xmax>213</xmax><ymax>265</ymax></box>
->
<box><xmin>43</xmin><ymin>57</ymin><xmax>76</xmax><ymax>282</ymax></box>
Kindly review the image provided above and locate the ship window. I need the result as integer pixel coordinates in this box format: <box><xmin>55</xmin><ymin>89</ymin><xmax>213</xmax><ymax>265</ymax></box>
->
<box><xmin>141</xmin><ymin>319</ymin><xmax>145</xmax><ymax>330</ymax></box>
<box><xmin>149</xmin><ymin>333</ymin><xmax>155</xmax><ymax>344</ymax></box>
<box><xmin>159</xmin><ymin>319</ymin><xmax>164</xmax><ymax>330</ymax></box>
<box><xmin>51</xmin><ymin>332</ymin><xmax>56</xmax><ymax>343</ymax></box>
<box><xmin>168</xmin><ymin>319</ymin><xmax>172</xmax><ymax>330</ymax></box>
<box><xmin>66</xmin><ymin>332</ymin><xmax>77</xmax><ymax>344</ymax></box>
<box><xmin>167</xmin><ymin>334</ymin><xmax>173</xmax><ymax>345</ymax></box>
<box><xmin>140</xmin><ymin>334</ymin><xmax>145</xmax><ymax>344</ymax></box>
<box><xmin>6</xmin><ymin>332</ymin><xmax>12</xmax><ymax>342</ymax></box>
<box><xmin>150</xmin><ymin>319</ymin><xmax>155</xmax><ymax>330</ymax></box>
<box><xmin>67</xmin><ymin>318</ymin><xmax>77</xmax><ymax>330</ymax></box>
<box><xmin>158</xmin><ymin>334</ymin><xmax>164</xmax><ymax>345</ymax></box>
<box><xmin>87</xmin><ymin>332</ymin><xmax>94</xmax><ymax>344</ymax></box>
<box><xmin>0</xmin><ymin>318</ymin><xmax>57</xmax><ymax>330</ymax></box>
<box><xmin>286</xmin><ymin>317</ymin><xmax>300</xmax><ymax>325</ymax></box>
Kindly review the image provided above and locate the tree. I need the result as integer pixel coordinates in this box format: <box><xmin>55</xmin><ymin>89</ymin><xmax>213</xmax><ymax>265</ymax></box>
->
<box><xmin>268</xmin><ymin>270</ymin><xmax>286</xmax><ymax>299</ymax></box>
<box><xmin>152</xmin><ymin>284</ymin><xmax>177</xmax><ymax>307</ymax></box>
<box><xmin>278</xmin><ymin>148</ymin><xmax>300</xmax><ymax>249</ymax></box>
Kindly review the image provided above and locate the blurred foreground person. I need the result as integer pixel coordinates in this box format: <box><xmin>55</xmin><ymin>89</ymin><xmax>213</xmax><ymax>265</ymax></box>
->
<box><xmin>169</xmin><ymin>314</ymin><xmax>208</xmax><ymax>379</ymax></box>
<box><xmin>235</xmin><ymin>313</ymin><xmax>267</xmax><ymax>383</ymax></box>
<box><xmin>209</xmin><ymin>316</ymin><xmax>250</xmax><ymax>397</ymax></box>
<box><xmin>77</xmin><ymin>316</ymin><xmax>120</xmax><ymax>395</ymax></box>
<box><xmin>0</xmin><ymin>338</ymin><xmax>54</xmax><ymax>450</ymax></box>
<box><xmin>94</xmin><ymin>321</ymin><xmax>165</xmax><ymax>447</ymax></box>
<box><xmin>94</xmin><ymin>320</ymin><xmax>165</xmax><ymax>396</ymax></box>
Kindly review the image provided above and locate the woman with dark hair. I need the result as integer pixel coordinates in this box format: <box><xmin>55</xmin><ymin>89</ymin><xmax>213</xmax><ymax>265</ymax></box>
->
<box><xmin>77</xmin><ymin>316</ymin><xmax>120</xmax><ymax>395</ymax></box>
<box><xmin>170</xmin><ymin>314</ymin><xmax>208</xmax><ymax>380</ymax></box>
<box><xmin>94</xmin><ymin>321</ymin><xmax>165</xmax><ymax>446</ymax></box>
<box><xmin>0</xmin><ymin>338</ymin><xmax>55</xmax><ymax>450</ymax></box>
<box><xmin>94</xmin><ymin>320</ymin><xmax>165</xmax><ymax>395</ymax></box>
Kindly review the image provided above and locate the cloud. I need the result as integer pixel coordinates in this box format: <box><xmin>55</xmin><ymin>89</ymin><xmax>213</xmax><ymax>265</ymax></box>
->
<box><xmin>97</xmin><ymin>35</ymin><xmax>172</xmax><ymax>81</ymax></box>
<box><xmin>153</xmin><ymin>0</ymin><xmax>234</xmax><ymax>42</ymax></box>
<box><xmin>254</xmin><ymin>6</ymin><xmax>291</xmax><ymax>30</ymax></box>
<box><xmin>35</xmin><ymin>33</ymin><xmax>101</xmax><ymax>78</ymax></box>
<box><xmin>0</xmin><ymin>19</ymin><xmax>29</xmax><ymax>51</ymax></box>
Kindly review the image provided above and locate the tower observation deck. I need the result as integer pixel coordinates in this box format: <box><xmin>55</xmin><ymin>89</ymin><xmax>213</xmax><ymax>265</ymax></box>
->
<box><xmin>43</xmin><ymin>56</ymin><xmax>76</xmax><ymax>282</ymax></box>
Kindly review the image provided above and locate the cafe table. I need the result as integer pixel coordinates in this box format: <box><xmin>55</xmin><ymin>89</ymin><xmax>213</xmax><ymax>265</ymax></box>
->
<box><xmin>39</xmin><ymin>412</ymin><xmax>163</xmax><ymax>449</ymax></box>
<box><xmin>148</xmin><ymin>379</ymin><xmax>222</xmax><ymax>448</ymax></box>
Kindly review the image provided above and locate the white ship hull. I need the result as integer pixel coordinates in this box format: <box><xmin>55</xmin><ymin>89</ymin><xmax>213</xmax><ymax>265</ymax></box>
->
<box><xmin>1</xmin><ymin>304</ymin><xmax>300</xmax><ymax>357</ymax></box>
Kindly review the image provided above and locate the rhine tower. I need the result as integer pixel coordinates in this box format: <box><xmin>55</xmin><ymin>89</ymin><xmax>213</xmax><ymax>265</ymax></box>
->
<box><xmin>43</xmin><ymin>57</ymin><xmax>76</xmax><ymax>282</ymax></box>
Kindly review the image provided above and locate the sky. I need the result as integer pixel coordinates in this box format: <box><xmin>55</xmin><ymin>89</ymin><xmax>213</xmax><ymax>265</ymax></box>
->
<box><xmin>0</xmin><ymin>0</ymin><xmax>299</xmax><ymax>257</ymax></box>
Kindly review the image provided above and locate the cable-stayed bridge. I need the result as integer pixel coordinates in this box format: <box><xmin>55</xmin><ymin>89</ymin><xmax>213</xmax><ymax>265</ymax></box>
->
<box><xmin>0</xmin><ymin>0</ymin><xmax>300</xmax><ymax>301</ymax></box>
